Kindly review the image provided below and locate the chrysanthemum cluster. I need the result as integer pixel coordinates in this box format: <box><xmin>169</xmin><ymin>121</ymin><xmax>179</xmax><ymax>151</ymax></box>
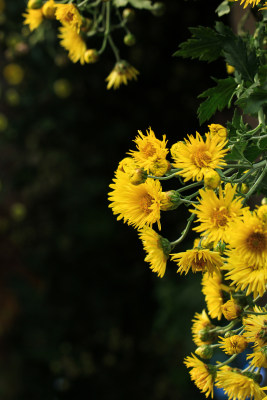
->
<box><xmin>22</xmin><ymin>0</ymin><xmax>164</xmax><ymax>89</ymax></box>
<box><xmin>108</xmin><ymin>121</ymin><xmax>267</xmax><ymax>398</ymax></box>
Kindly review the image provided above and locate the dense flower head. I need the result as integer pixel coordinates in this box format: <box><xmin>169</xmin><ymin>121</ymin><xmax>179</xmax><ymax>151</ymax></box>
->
<box><xmin>243</xmin><ymin>306</ymin><xmax>267</xmax><ymax>347</ymax></box>
<box><xmin>219</xmin><ymin>335</ymin><xmax>247</xmax><ymax>355</ymax></box>
<box><xmin>55</xmin><ymin>4</ymin><xmax>82</xmax><ymax>33</ymax></box>
<box><xmin>184</xmin><ymin>354</ymin><xmax>216</xmax><ymax>398</ymax></box>
<box><xmin>191</xmin><ymin>184</ymin><xmax>245</xmax><ymax>246</ymax></box>
<box><xmin>171</xmin><ymin>248</ymin><xmax>223</xmax><ymax>276</ymax></box>
<box><xmin>215</xmin><ymin>367</ymin><xmax>267</xmax><ymax>400</ymax></box>
<box><xmin>108</xmin><ymin>170</ymin><xmax>163</xmax><ymax>230</ymax></box>
<box><xmin>228</xmin><ymin>210</ymin><xmax>267</xmax><ymax>268</ymax></box>
<box><xmin>23</xmin><ymin>8</ymin><xmax>43</xmax><ymax>31</ymax></box>
<box><xmin>192</xmin><ymin>310</ymin><xmax>215</xmax><ymax>347</ymax></box>
<box><xmin>202</xmin><ymin>271</ymin><xmax>230</xmax><ymax>320</ymax></box>
<box><xmin>171</xmin><ymin>131</ymin><xmax>228</xmax><ymax>182</ymax></box>
<box><xmin>221</xmin><ymin>299</ymin><xmax>241</xmax><ymax>320</ymax></box>
<box><xmin>106</xmin><ymin>61</ymin><xmax>139</xmax><ymax>90</ymax></box>
<box><xmin>223</xmin><ymin>249</ymin><xmax>267</xmax><ymax>299</ymax></box>
<box><xmin>128</xmin><ymin>127</ymin><xmax>169</xmax><ymax>176</ymax></box>
<box><xmin>138</xmin><ymin>226</ymin><xmax>171</xmax><ymax>278</ymax></box>
<box><xmin>58</xmin><ymin>26</ymin><xmax>87</xmax><ymax>64</ymax></box>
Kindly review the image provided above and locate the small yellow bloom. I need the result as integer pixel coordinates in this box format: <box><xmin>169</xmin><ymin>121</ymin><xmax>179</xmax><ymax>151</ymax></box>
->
<box><xmin>117</xmin><ymin>157</ymin><xmax>137</xmax><ymax>174</ymax></box>
<box><xmin>128</xmin><ymin>168</ymin><xmax>147</xmax><ymax>185</ymax></box>
<box><xmin>84</xmin><ymin>49</ymin><xmax>99</xmax><ymax>64</ymax></box>
<box><xmin>221</xmin><ymin>299</ymin><xmax>241</xmax><ymax>321</ymax></box>
<box><xmin>226</xmin><ymin>63</ymin><xmax>235</xmax><ymax>74</ymax></box>
<box><xmin>138</xmin><ymin>226</ymin><xmax>171</xmax><ymax>278</ymax></box>
<box><xmin>195</xmin><ymin>344</ymin><xmax>213</xmax><ymax>359</ymax></box>
<box><xmin>171</xmin><ymin>248</ymin><xmax>223</xmax><ymax>276</ymax></box>
<box><xmin>42</xmin><ymin>0</ymin><xmax>56</xmax><ymax>19</ymax></box>
<box><xmin>184</xmin><ymin>354</ymin><xmax>216</xmax><ymax>398</ymax></box>
<box><xmin>204</xmin><ymin>170</ymin><xmax>221</xmax><ymax>190</ymax></box>
<box><xmin>160</xmin><ymin>190</ymin><xmax>181</xmax><ymax>211</ymax></box>
<box><xmin>55</xmin><ymin>4</ymin><xmax>82</xmax><ymax>33</ymax></box>
<box><xmin>219</xmin><ymin>335</ymin><xmax>247</xmax><ymax>355</ymax></box>
<box><xmin>23</xmin><ymin>8</ymin><xmax>43</xmax><ymax>31</ymax></box>
<box><xmin>208</xmin><ymin>124</ymin><xmax>228</xmax><ymax>140</ymax></box>
<box><xmin>192</xmin><ymin>309</ymin><xmax>215</xmax><ymax>347</ymax></box>
<box><xmin>58</xmin><ymin>25</ymin><xmax>87</xmax><ymax>64</ymax></box>
<box><xmin>3</xmin><ymin>64</ymin><xmax>24</xmax><ymax>85</ymax></box>
<box><xmin>106</xmin><ymin>60</ymin><xmax>139</xmax><ymax>90</ymax></box>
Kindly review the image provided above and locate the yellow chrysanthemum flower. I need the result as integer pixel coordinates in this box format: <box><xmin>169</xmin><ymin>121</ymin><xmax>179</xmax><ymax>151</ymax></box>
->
<box><xmin>229</xmin><ymin>210</ymin><xmax>267</xmax><ymax>268</ymax></box>
<box><xmin>191</xmin><ymin>184</ymin><xmax>244</xmax><ymax>246</ymax></box>
<box><xmin>243</xmin><ymin>306</ymin><xmax>267</xmax><ymax>347</ymax></box>
<box><xmin>128</xmin><ymin>127</ymin><xmax>169</xmax><ymax>176</ymax></box>
<box><xmin>106</xmin><ymin>60</ymin><xmax>139</xmax><ymax>90</ymax></box>
<box><xmin>192</xmin><ymin>309</ymin><xmax>215</xmax><ymax>347</ymax></box>
<box><xmin>208</xmin><ymin>124</ymin><xmax>228</xmax><ymax>140</ymax></box>
<box><xmin>202</xmin><ymin>271</ymin><xmax>230</xmax><ymax>320</ymax></box>
<box><xmin>171</xmin><ymin>131</ymin><xmax>228</xmax><ymax>182</ymax></box>
<box><xmin>138</xmin><ymin>226</ymin><xmax>171</xmax><ymax>278</ymax></box>
<box><xmin>215</xmin><ymin>367</ymin><xmax>267</xmax><ymax>400</ymax></box>
<box><xmin>221</xmin><ymin>299</ymin><xmax>241</xmax><ymax>321</ymax></box>
<box><xmin>219</xmin><ymin>335</ymin><xmax>247</xmax><ymax>355</ymax></box>
<box><xmin>184</xmin><ymin>354</ymin><xmax>216</xmax><ymax>398</ymax></box>
<box><xmin>171</xmin><ymin>248</ymin><xmax>223</xmax><ymax>276</ymax></box>
<box><xmin>247</xmin><ymin>345</ymin><xmax>267</xmax><ymax>368</ymax></box>
<box><xmin>58</xmin><ymin>26</ymin><xmax>87</xmax><ymax>65</ymax></box>
<box><xmin>23</xmin><ymin>8</ymin><xmax>43</xmax><ymax>31</ymax></box>
<box><xmin>55</xmin><ymin>4</ymin><xmax>82</xmax><ymax>33</ymax></box>
<box><xmin>117</xmin><ymin>157</ymin><xmax>137</xmax><ymax>174</ymax></box>
<box><xmin>224</xmin><ymin>249</ymin><xmax>267</xmax><ymax>299</ymax></box>
<box><xmin>108</xmin><ymin>170</ymin><xmax>163</xmax><ymax>230</ymax></box>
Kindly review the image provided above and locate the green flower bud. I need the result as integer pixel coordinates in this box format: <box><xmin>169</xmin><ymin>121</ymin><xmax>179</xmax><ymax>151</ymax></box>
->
<box><xmin>122</xmin><ymin>8</ymin><xmax>135</xmax><ymax>22</ymax></box>
<box><xmin>195</xmin><ymin>345</ymin><xmax>213</xmax><ymax>359</ymax></box>
<box><xmin>151</xmin><ymin>2</ymin><xmax>166</xmax><ymax>16</ymax></box>
<box><xmin>123</xmin><ymin>33</ymin><xmax>136</xmax><ymax>46</ymax></box>
<box><xmin>27</xmin><ymin>0</ymin><xmax>43</xmax><ymax>9</ymax></box>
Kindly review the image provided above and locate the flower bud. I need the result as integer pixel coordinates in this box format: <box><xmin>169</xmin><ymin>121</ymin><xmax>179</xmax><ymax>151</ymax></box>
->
<box><xmin>161</xmin><ymin>190</ymin><xmax>181</xmax><ymax>211</ymax></box>
<box><xmin>195</xmin><ymin>344</ymin><xmax>213</xmax><ymax>359</ymax></box>
<box><xmin>198</xmin><ymin>327</ymin><xmax>214</xmax><ymax>342</ymax></box>
<box><xmin>262</xmin><ymin>197</ymin><xmax>267</xmax><ymax>205</ymax></box>
<box><xmin>42</xmin><ymin>0</ymin><xmax>56</xmax><ymax>18</ymax></box>
<box><xmin>129</xmin><ymin>168</ymin><xmax>147</xmax><ymax>185</ymax></box>
<box><xmin>122</xmin><ymin>8</ymin><xmax>135</xmax><ymax>22</ymax></box>
<box><xmin>28</xmin><ymin>0</ymin><xmax>43</xmax><ymax>9</ymax></box>
<box><xmin>257</xmin><ymin>205</ymin><xmax>267</xmax><ymax>224</ymax></box>
<box><xmin>208</xmin><ymin>124</ymin><xmax>227</xmax><ymax>139</ymax></box>
<box><xmin>81</xmin><ymin>17</ymin><xmax>93</xmax><ymax>32</ymax></box>
<box><xmin>149</xmin><ymin>158</ymin><xmax>170</xmax><ymax>177</ymax></box>
<box><xmin>240</xmin><ymin>183</ymin><xmax>249</xmax><ymax>194</ymax></box>
<box><xmin>204</xmin><ymin>170</ymin><xmax>221</xmax><ymax>190</ymax></box>
<box><xmin>221</xmin><ymin>300</ymin><xmax>241</xmax><ymax>321</ymax></box>
<box><xmin>226</xmin><ymin>63</ymin><xmax>235</xmax><ymax>74</ymax></box>
<box><xmin>124</xmin><ymin>33</ymin><xmax>136</xmax><ymax>46</ymax></box>
<box><xmin>214</xmin><ymin>241</ymin><xmax>226</xmax><ymax>255</ymax></box>
<box><xmin>151</xmin><ymin>2</ymin><xmax>166</xmax><ymax>16</ymax></box>
<box><xmin>84</xmin><ymin>49</ymin><xmax>99</xmax><ymax>64</ymax></box>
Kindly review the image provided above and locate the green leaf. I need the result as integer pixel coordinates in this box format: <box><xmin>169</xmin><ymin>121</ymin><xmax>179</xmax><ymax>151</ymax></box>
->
<box><xmin>215</xmin><ymin>1</ymin><xmax>231</xmax><ymax>17</ymax></box>
<box><xmin>197</xmin><ymin>77</ymin><xmax>237</xmax><ymax>124</ymax></box>
<box><xmin>128</xmin><ymin>0</ymin><xmax>154</xmax><ymax>9</ymax></box>
<box><xmin>225</xmin><ymin>141</ymin><xmax>247</xmax><ymax>162</ymax></box>
<box><xmin>112</xmin><ymin>0</ymin><xmax>129</xmax><ymax>6</ymax></box>
<box><xmin>243</xmin><ymin>145</ymin><xmax>261</xmax><ymax>163</ymax></box>
<box><xmin>173</xmin><ymin>26</ymin><xmax>223</xmax><ymax>62</ymax></box>
<box><xmin>226</xmin><ymin>110</ymin><xmax>248</xmax><ymax>139</ymax></box>
<box><xmin>235</xmin><ymin>80</ymin><xmax>267</xmax><ymax>114</ymax></box>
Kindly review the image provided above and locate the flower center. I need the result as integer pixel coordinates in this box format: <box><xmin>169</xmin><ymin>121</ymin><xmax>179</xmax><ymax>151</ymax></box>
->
<box><xmin>246</xmin><ymin>232</ymin><xmax>266</xmax><ymax>253</ymax></box>
<box><xmin>141</xmin><ymin>142</ymin><xmax>156</xmax><ymax>158</ymax></box>
<box><xmin>191</xmin><ymin>149</ymin><xmax>212</xmax><ymax>168</ymax></box>
<box><xmin>211</xmin><ymin>207</ymin><xmax>229</xmax><ymax>228</ymax></box>
<box><xmin>140</xmin><ymin>193</ymin><xmax>153</xmax><ymax>214</ymax></box>
<box><xmin>192</xmin><ymin>255</ymin><xmax>206</xmax><ymax>272</ymax></box>
<box><xmin>65</xmin><ymin>11</ymin><xmax>74</xmax><ymax>22</ymax></box>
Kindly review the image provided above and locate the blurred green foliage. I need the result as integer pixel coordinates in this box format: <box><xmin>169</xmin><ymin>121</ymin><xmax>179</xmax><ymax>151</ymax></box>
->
<box><xmin>0</xmin><ymin>0</ymin><xmax>228</xmax><ymax>398</ymax></box>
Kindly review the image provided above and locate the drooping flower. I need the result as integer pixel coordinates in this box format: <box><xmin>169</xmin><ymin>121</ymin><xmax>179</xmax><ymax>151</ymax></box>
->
<box><xmin>171</xmin><ymin>131</ymin><xmax>228</xmax><ymax>182</ymax></box>
<box><xmin>55</xmin><ymin>3</ymin><xmax>82</xmax><ymax>33</ymax></box>
<box><xmin>171</xmin><ymin>248</ymin><xmax>223</xmax><ymax>276</ymax></box>
<box><xmin>191</xmin><ymin>184</ymin><xmax>244</xmax><ymax>246</ymax></box>
<box><xmin>128</xmin><ymin>127</ymin><xmax>169</xmax><ymax>176</ymax></box>
<box><xmin>202</xmin><ymin>271</ymin><xmax>230</xmax><ymax>320</ymax></box>
<box><xmin>106</xmin><ymin>60</ymin><xmax>139</xmax><ymax>90</ymax></box>
<box><xmin>192</xmin><ymin>310</ymin><xmax>215</xmax><ymax>347</ymax></box>
<box><xmin>243</xmin><ymin>306</ymin><xmax>267</xmax><ymax>347</ymax></box>
<box><xmin>219</xmin><ymin>335</ymin><xmax>247</xmax><ymax>355</ymax></box>
<box><xmin>23</xmin><ymin>8</ymin><xmax>43</xmax><ymax>31</ymax></box>
<box><xmin>108</xmin><ymin>170</ymin><xmax>163</xmax><ymax>230</ymax></box>
<box><xmin>215</xmin><ymin>367</ymin><xmax>267</xmax><ymax>400</ymax></box>
<box><xmin>58</xmin><ymin>26</ymin><xmax>87</xmax><ymax>64</ymax></box>
<box><xmin>138</xmin><ymin>226</ymin><xmax>171</xmax><ymax>277</ymax></box>
<box><xmin>224</xmin><ymin>249</ymin><xmax>267</xmax><ymax>299</ymax></box>
<box><xmin>247</xmin><ymin>345</ymin><xmax>267</xmax><ymax>368</ymax></box>
<box><xmin>229</xmin><ymin>210</ymin><xmax>267</xmax><ymax>268</ymax></box>
<box><xmin>184</xmin><ymin>354</ymin><xmax>216</xmax><ymax>398</ymax></box>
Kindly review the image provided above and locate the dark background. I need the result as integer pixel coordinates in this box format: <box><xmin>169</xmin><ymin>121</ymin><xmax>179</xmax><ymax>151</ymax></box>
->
<box><xmin>0</xmin><ymin>1</ymin><xmax>233</xmax><ymax>398</ymax></box>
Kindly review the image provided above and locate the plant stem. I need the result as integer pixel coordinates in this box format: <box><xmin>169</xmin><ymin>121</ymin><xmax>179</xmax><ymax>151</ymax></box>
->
<box><xmin>170</xmin><ymin>214</ymin><xmax>195</xmax><ymax>248</ymax></box>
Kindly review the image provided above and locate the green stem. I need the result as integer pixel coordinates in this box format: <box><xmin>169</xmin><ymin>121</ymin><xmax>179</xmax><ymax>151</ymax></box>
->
<box><xmin>177</xmin><ymin>181</ymin><xmax>203</xmax><ymax>193</ymax></box>
<box><xmin>147</xmin><ymin>171</ymin><xmax>180</xmax><ymax>181</ymax></box>
<box><xmin>258</xmin><ymin>108</ymin><xmax>266</xmax><ymax>133</ymax></box>
<box><xmin>244</xmin><ymin>162</ymin><xmax>267</xmax><ymax>200</ymax></box>
<box><xmin>170</xmin><ymin>214</ymin><xmax>195</xmax><ymax>248</ymax></box>
<box><xmin>98</xmin><ymin>2</ymin><xmax>111</xmax><ymax>54</ymax></box>
<box><xmin>108</xmin><ymin>35</ymin><xmax>120</xmax><ymax>61</ymax></box>
<box><xmin>243</xmin><ymin>310</ymin><xmax>267</xmax><ymax>315</ymax></box>
<box><xmin>216</xmin><ymin>354</ymin><xmax>238</xmax><ymax>369</ymax></box>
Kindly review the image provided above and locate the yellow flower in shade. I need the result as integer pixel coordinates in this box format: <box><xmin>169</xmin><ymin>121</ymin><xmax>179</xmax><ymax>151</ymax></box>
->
<box><xmin>223</xmin><ymin>249</ymin><xmax>267</xmax><ymax>299</ymax></box>
<box><xmin>184</xmin><ymin>354</ymin><xmax>216</xmax><ymax>398</ymax></box>
<box><xmin>3</xmin><ymin>64</ymin><xmax>24</xmax><ymax>85</ymax></box>
<box><xmin>247</xmin><ymin>345</ymin><xmax>267</xmax><ymax>368</ymax></box>
<box><xmin>202</xmin><ymin>271</ymin><xmax>230</xmax><ymax>321</ymax></box>
<box><xmin>243</xmin><ymin>306</ymin><xmax>267</xmax><ymax>347</ymax></box>
<box><xmin>191</xmin><ymin>184</ymin><xmax>244</xmax><ymax>246</ymax></box>
<box><xmin>171</xmin><ymin>132</ymin><xmax>228</xmax><ymax>182</ymax></box>
<box><xmin>58</xmin><ymin>26</ymin><xmax>87</xmax><ymax>65</ymax></box>
<box><xmin>192</xmin><ymin>310</ymin><xmax>215</xmax><ymax>347</ymax></box>
<box><xmin>42</xmin><ymin>0</ymin><xmax>56</xmax><ymax>19</ymax></box>
<box><xmin>138</xmin><ymin>226</ymin><xmax>171</xmax><ymax>278</ymax></box>
<box><xmin>208</xmin><ymin>124</ymin><xmax>228</xmax><ymax>140</ymax></box>
<box><xmin>23</xmin><ymin>8</ymin><xmax>43</xmax><ymax>31</ymax></box>
<box><xmin>128</xmin><ymin>127</ymin><xmax>169</xmax><ymax>176</ymax></box>
<box><xmin>229</xmin><ymin>210</ymin><xmax>267</xmax><ymax>268</ymax></box>
<box><xmin>215</xmin><ymin>367</ymin><xmax>267</xmax><ymax>400</ymax></box>
<box><xmin>106</xmin><ymin>60</ymin><xmax>139</xmax><ymax>90</ymax></box>
<box><xmin>171</xmin><ymin>248</ymin><xmax>223</xmax><ymax>276</ymax></box>
<box><xmin>55</xmin><ymin>4</ymin><xmax>82</xmax><ymax>33</ymax></box>
<box><xmin>108</xmin><ymin>170</ymin><xmax>163</xmax><ymax>230</ymax></box>
<box><xmin>219</xmin><ymin>335</ymin><xmax>247</xmax><ymax>355</ymax></box>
